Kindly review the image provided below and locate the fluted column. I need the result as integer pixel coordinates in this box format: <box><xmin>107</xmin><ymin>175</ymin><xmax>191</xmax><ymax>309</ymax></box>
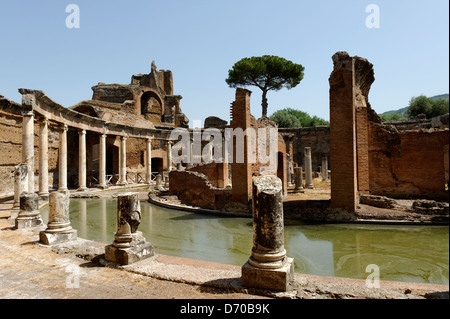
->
<box><xmin>38</xmin><ymin>118</ymin><xmax>49</xmax><ymax>199</ymax></box>
<box><xmin>77</xmin><ymin>129</ymin><xmax>87</xmax><ymax>191</ymax></box>
<box><xmin>58</xmin><ymin>124</ymin><xmax>68</xmax><ymax>192</ymax></box>
<box><xmin>118</xmin><ymin>136</ymin><xmax>128</xmax><ymax>186</ymax></box>
<box><xmin>145</xmin><ymin>137</ymin><xmax>152</xmax><ymax>183</ymax></box>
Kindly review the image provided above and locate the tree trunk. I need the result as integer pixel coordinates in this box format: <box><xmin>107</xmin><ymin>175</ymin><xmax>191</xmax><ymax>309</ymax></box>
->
<box><xmin>261</xmin><ymin>90</ymin><xmax>268</xmax><ymax>117</ymax></box>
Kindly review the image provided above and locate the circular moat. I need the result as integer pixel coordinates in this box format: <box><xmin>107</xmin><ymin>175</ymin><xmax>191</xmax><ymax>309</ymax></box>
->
<box><xmin>40</xmin><ymin>197</ymin><xmax>449</xmax><ymax>285</ymax></box>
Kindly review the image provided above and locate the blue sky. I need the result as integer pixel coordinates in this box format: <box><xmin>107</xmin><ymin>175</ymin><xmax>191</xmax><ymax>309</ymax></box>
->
<box><xmin>0</xmin><ymin>0</ymin><xmax>448</xmax><ymax>126</ymax></box>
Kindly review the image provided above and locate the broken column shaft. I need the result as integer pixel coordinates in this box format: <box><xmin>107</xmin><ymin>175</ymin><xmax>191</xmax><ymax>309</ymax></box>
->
<box><xmin>242</xmin><ymin>175</ymin><xmax>294</xmax><ymax>292</ymax></box>
<box><xmin>105</xmin><ymin>193</ymin><xmax>154</xmax><ymax>265</ymax></box>
<box><xmin>39</xmin><ymin>191</ymin><xmax>77</xmax><ymax>245</ymax></box>
<box><xmin>15</xmin><ymin>193</ymin><xmax>43</xmax><ymax>229</ymax></box>
<box><xmin>294</xmin><ymin>167</ymin><xmax>304</xmax><ymax>192</ymax></box>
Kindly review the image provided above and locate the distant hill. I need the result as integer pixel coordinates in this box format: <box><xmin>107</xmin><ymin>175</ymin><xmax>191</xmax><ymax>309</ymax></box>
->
<box><xmin>380</xmin><ymin>94</ymin><xmax>449</xmax><ymax>116</ymax></box>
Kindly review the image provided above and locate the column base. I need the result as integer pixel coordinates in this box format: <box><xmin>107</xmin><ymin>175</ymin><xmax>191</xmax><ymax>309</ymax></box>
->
<box><xmin>105</xmin><ymin>232</ymin><xmax>154</xmax><ymax>265</ymax></box>
<box><xmin>15</xmin><ymin>216</ymin><xmax>43</xmax><ymax>230</ymax></box>
<box><xmin>76</xmin><ymin>187</ymin><xmax>88</xmax><ymax>192</ymax></box>
<box><xmin>39</xmin><ymin>229</ymin><xmax>77</xmax><ymax>245</ymax></box>
<box><xmin>305</xmin><ymin>184</ymin><xmax>314</xmax><ymax>189</ymax></box>
<box><xmin>97</xmin><ymin>185</ymin><xmax>108</xmax><ymax>190</ymax></box>
<box><xmin>38</xmin><ymin>192</ymin><xmax>49</xmax><ymax>200</ymax></box>
<box><xmin>241</xmin><ymin>257</ymin><xmax>294</xmax><ymax>292</ymax></box>
<box><xmin>57</xmin><ymin>188</ymin><xmax>70</xmax><ymax>195</ymax></box>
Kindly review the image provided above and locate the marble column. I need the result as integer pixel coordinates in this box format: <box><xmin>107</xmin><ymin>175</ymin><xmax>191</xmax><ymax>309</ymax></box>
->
<box><xmin>294</xmin><ymin>167</ymin><xmax>304</xmax><ymax>192</ymax></box>
<box><xmin>145</xmin><ymin>138</ymin><xmax>152</xmax><ymax>183</ymax></box>
<box><xmin>77</xmin><ymin>129</ymin><xmax>87</xmax><ymax>191</ymax></box>
<box><xmin>322</xmin><ymin>157</ymin><xmax>329</xmax><ymax>182</ymax></box>
<box><xmin>98</xmin><ymin>134</ymin><xmax>107</xmax><ymax>189</ymax></box>
<box><xmin>58</xmin><ymin>124</ymin><xmax>68</xmax><ymax>193</ymax></box>
<box><xmin>13</xmin><ymin>164</ymin><xmax>28</xmax><ymax>212</ymax></box>
<box><xmin>118</xmin><ymin>136</ymin><xmax>128</xmax><ymax>186</ymax></box>
<box><xmin>186</xmin><ymin>139</ymin><xmax>193</xmax><ymax>169</ymax></box>
<box><xmin>15</xmin><ymin>193</ymin><xmax>43</xmax><ymax>229</ymax></box>
<box><xmin>38</xmin><ymin>118</ymin><xmax>49</xmax><ymax>199</ymax></box>
<box><xmin>241</xmin><ymin>175</ymin><xmax>294</xmax><ymax>292</ymax></box>
<box><xmin>167</xmin><ymin>141</ymin><xmax>172</xmax><ymax>171</ymax></box>
<box><xmin>304</xmin><ymin>147</ymin><xmax>314</xmax><ymax>189</ymax></box>
<box><xmin>105</xmin><ymin>193</ymin><xmax>154</xmax><ymax>265</ymax></box>
<box><xmin>21</xmin><ymin>109</ymin><xmax>35</xmax><ymax>193</ymax></box>
<box><xmin>39</xmin><ymin>191</ymin><xmax>77</xmax><ymax>245</ymax></box>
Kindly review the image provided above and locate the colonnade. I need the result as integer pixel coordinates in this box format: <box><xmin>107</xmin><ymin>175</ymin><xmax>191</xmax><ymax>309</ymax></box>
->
<box><xmin>22</xmin><ymin>112</ymin><xmax>156</xmax><ymax>196</ymax></box>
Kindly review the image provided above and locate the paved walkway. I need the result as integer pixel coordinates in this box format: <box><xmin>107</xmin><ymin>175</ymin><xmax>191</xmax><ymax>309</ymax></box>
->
<box><xmin>1</xmin><ymin>192</ymin><xmax>448</xmax><ymax>300</ymax></box>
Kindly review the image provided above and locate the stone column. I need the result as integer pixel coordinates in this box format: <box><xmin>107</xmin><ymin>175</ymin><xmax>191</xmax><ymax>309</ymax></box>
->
<box><xmin>105</xmin><ymin>193</ymin><xmax>154</xmax><ymax>265</ymax></box>
<box><xmin>38</xmin><ymin>118</ymin><xmax>49</xmax><ymax>199</ymax></box>
<box><xmin>322</xmin><ymin>157</ymin><xmax>329</xmax><ymax>182</ymax></box>
<box><xmin>167</xmin><ymin>141</ymin><xmax>173</xmax><ymax>171</ymax></box>
<box><xmin>186</xmin><ymin>139</ymin><xmax>193</xmax><ymax>169</ymax></box>
<box><xmin>77</xmin><ymin>129</ymin><xmax>87</xmax><ymax>191</ymax></box>
<box><xmin>13</xmin><ymin>163</ymin><xmax>28</xmax><ymax>212</ymax></box>
<box><xmin>15</xmin><ymin>193</ymin><xmax>43</xmax><ymax>229</ymax></box>
<box><xmin>145</xmin><ymin>138</ymin><xmax>152</xmax><ymax>183</ymax></box>
<box><xmin>98</xmin><ymin>134</ymin><xmax>107</xmax><ymax>189</ymax></box>
<box><xmin>118</xmin><ymin>136</ymin><xmax>128</xmax><ymax>186</ymax></box>
<box><xmin>58</xmin><ymin>124</ymin><xmax>68</xmax><ymax>193</ymax></box>
<box><xmin>294</xmin><ymin>167</ymin><xmax>304</xmax><ymax>192</ymax></box>
<box><xmin>241</xmin><ymin>175</ymin><xmax>294</xmax><ymax>292</ymax></box>
<box><xmin>39</xmin><ymin>191</ymin><xmax>77</xmax><ymax>245</ymax></box>
<box><xmin>21</xmin><ymin>107</ymin><xmax>35</xmax><ymax>194</ymax></box>
<box><xmin>304</xmin><ymin>147</ymin><xmax>314</xmax><ymax>189</ymax></box>
<box><xmin>155</xmin><ymin>174</ymin><xmax>163</xmax><ymax>191</ymax></box>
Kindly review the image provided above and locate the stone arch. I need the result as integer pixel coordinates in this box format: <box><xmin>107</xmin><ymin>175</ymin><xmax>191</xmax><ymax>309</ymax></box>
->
<box><xmin>140</xmin><ymin>90</ymin><xmax>163</xmax><ymax>116</ymax></box>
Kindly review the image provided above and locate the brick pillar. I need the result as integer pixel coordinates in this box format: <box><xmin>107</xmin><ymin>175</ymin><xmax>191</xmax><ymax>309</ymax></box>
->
<box><xmin>356</xmin><ymin>99</ymin><xmax>370</xmax><ymax>193</ymax></box>
<box><xmin>329</xmin><ymin>52</ymin><xmax>374</xmax><ymax>212</ymax></box>
<box><xmin>230</xmin><ymin>88</ymin><xmax>253</xmax><ymax>205</ymax></box>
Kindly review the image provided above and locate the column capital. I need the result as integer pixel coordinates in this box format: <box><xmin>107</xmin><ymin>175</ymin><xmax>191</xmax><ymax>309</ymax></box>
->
<box><xmin>59</xmin><ymin>123</ymin><xmax>68</xmax><ymax>132</ymax></box>
<box><xmin>78</xmin><ymin>129</ymin><xmax>86</xmax><ymax>136</ymax></box>
<box><xmin>21</xmin><ymin>94</ymin><xmax>35</xmax><ymax>114</ymax></box>
<box><xmin>38</xmin><ymin>116</ymin><xmax>49</xmax><ymax>125</ymax></box>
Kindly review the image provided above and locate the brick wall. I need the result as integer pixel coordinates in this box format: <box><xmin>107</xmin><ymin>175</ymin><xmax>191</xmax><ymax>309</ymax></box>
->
<box><xmin>369</xmin><ymin>123</ymin><xmax>449</xmax><ymax>199</ymax></box>
<box><xmin>187</xmin><ymin>162</ymin><xmax>229</xmax><ymax>188</ymax></box>
<box><xmin>169</xmin><ymin>170</ymin><xmax>231</xmax><ymax>210</ymax></box>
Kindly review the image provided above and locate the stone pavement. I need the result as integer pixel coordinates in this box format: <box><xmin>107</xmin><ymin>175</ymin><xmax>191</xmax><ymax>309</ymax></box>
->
<box><xmin>1</xmin><ymin>195</ymin><xmax>448</xmax><ymax>300</ymax></box>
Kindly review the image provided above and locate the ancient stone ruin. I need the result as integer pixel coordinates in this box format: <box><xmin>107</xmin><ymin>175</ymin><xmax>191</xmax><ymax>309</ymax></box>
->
<box><xmin>14</xmin><ymin>192</ymin><xmax>43</xmax><ymax>229</ymax></box>
<box><xmin>105</xmin><ymin>193</ymin><xmax>154</xmax><ymax>265</ymax></box>
<box><xmin>241</xmin><ymin>175</ymin><xmax>294</xmax><ymax>291</ymax></box>
<box><xmin>39</xmin><ymin>191</ymin><xmax>77</xmax><ymax>245</ymax></box>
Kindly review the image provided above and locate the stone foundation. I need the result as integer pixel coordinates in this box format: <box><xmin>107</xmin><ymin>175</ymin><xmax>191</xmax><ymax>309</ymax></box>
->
<box><xmin>241</xmin><ymin>257</ymin><xmax>294</xmax><ymax>292</ymax></box>
<box><xmin>105</xmin><ymin>231</ymin><xmax>154</xmax><ymax>265</ymax></box>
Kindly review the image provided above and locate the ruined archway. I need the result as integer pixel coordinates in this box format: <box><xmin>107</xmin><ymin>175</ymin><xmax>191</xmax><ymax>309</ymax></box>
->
<box><xmin>140</xmin><ymin>90</ymin><xmax>163</xmax><ymax>118</ymax></box>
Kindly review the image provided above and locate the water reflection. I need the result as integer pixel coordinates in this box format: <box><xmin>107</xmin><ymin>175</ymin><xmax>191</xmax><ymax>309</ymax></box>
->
<box><xmin>40</xmin><ymin>198</ymin><xmax>449</xmax><ymax>285</ymax></box>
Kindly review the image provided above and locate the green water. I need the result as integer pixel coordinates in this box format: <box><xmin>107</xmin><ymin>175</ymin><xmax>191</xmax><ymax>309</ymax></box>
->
<box><xmin>40</xmin><ymin>198</ymin><xmax>449</xmax><ymax>285</ymax></box>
